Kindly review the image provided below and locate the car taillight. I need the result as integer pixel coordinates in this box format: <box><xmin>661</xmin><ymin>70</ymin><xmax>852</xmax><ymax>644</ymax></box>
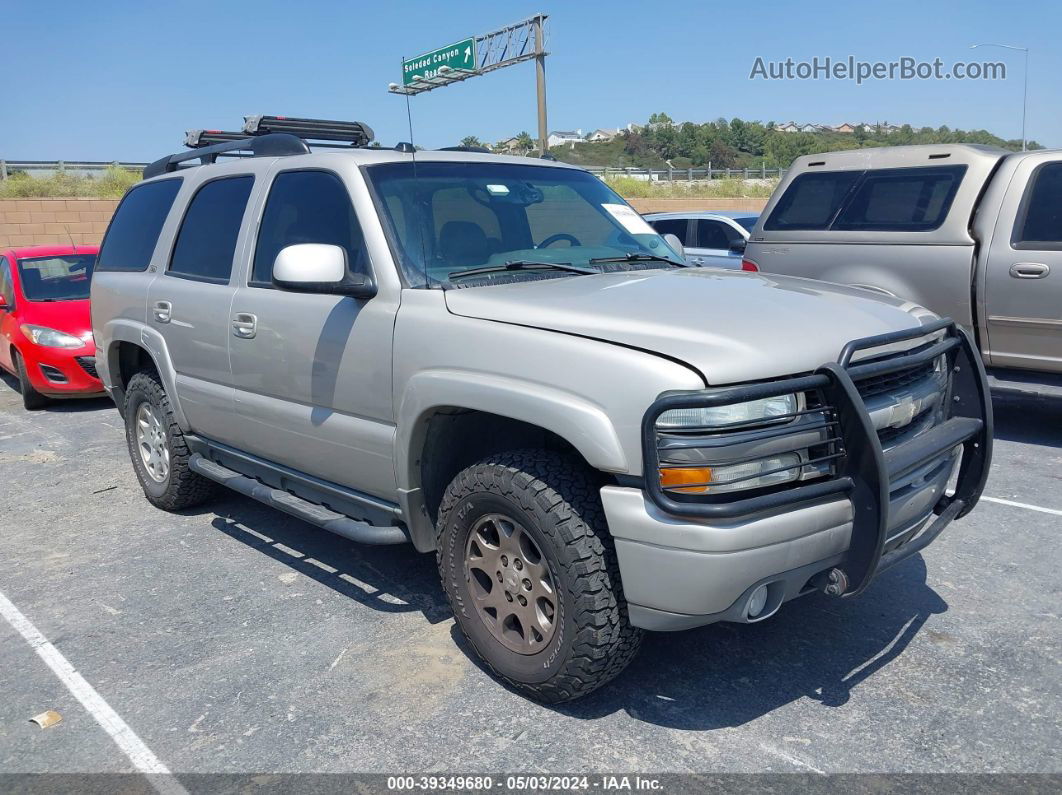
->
<box><xmin>741</xmin><ymin>258</ymin><xmax>760</xmax><ymax>272</ymax></box>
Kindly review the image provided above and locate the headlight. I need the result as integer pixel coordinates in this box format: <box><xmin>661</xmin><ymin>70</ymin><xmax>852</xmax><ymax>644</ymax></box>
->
<box><xmin>20</xmin><ymin>325</ymin><xmax>84</xmax><ymax>349</ymax></box>
<box><xmin>657</xmin><ymin>394</ymin><xmax>798</xmax><ymax>430</ymax></box>
<box><xmin>654</xmin><ymin>392</ymin><xmax>823</xmax><ymax>496</ymax></box>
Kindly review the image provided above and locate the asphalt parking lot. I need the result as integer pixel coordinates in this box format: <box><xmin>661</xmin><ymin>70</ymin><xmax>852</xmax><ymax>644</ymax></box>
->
<box><xmin>0</xmin><ymin>375</ymin><xmax>1059</xmax><ymax>779</ymax></box>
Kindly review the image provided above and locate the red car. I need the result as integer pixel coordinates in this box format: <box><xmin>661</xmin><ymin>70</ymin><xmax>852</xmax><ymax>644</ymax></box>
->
<box><xmin>0</xmin><ymin>244</ymin><xmax>103</xmax><ymax>409</ymax></box>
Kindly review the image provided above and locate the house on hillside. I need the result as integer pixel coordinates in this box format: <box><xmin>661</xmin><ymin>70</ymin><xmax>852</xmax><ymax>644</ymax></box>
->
<box><xmin>775</xmin><ymin>122</ymin><xmax>801</xmax><ymax>133</ymax></box>
<box><xmin>493</xmin><ymin>136</ymin><xmax>525</xmax><ymax>153</ymax></box>
<box><xmin>547</xmin><ymin>129</ymin><xmax>584</xmax><ymax>147</ymax></box>
<box><xmin>834</xmin><ymin>122</ymin><xmax>858</xmax><ymax>134</ymax></box>
<box><xmin>587</xmin><ymin>128</ymin><xmax>620</xmax><ymax>142</ymax></box>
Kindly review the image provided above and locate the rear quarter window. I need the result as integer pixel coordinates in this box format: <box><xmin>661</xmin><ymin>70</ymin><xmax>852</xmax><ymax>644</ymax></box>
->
<box><xmin>97</xmin><ymin>179</ymin><xmax>182</xmax><ymax>272</ymax></box>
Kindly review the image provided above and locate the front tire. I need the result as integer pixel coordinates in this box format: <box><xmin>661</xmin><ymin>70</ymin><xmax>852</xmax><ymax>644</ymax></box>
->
<box><xmin>124</xmin><ymin>369</ymin><xmax>215</xmax><ymax>511</ymax></box>
<box><xmin>14</xmin><ymin>351</ymin><xmax>49</xmax><ymax>411</ymax></box>
<box><xmin>437</xmin><ymin>450</ymin><xmax>642</xmax><ymax>703</ymax></box>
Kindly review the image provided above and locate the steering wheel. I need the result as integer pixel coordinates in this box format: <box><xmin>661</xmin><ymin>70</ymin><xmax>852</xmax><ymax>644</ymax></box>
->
<box><xmin>537</xmin><ymin>233</ymin><xmax>581</xmax><ymax>248</ymax></box>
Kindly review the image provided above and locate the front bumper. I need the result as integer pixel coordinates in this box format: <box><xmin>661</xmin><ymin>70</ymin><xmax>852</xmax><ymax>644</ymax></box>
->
<box><xmin>611</xmin><ymin>319</ymin><xmax>992</xmax><ymax>631</ymax></box>
<box><xmin>21</xmin><ymin>343</ymin><xmax>104</xmax><ymax>397</ymax></box>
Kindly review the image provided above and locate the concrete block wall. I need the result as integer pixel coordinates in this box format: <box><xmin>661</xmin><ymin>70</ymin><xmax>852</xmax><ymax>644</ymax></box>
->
<box><xmin>0</xmin><ymin>199</ymin><xmax>120</xmax><ymax>248</ymax></box>
<box><xmin>0</xmin><ymin>197</ymin><xmax>767</xmax><ymax>250</ymax></box>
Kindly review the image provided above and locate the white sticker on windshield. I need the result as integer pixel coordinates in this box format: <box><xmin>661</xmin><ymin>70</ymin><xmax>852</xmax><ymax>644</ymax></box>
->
<box><xmin>602</xmin><ymin>203</ymin><xmax>657</xmax><ymax>236</ymax></box>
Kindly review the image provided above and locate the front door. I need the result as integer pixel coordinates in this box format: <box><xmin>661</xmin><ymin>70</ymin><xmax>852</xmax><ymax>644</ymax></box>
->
<box><xmin>983</xmin><ymin>155</ymin><xmax>1062</xmax><ymax>373</ymax></box>
<box><xmin>0</xmin><ymin>256</ymin><xmax>16</xmax><ymax>373</ymax></box>
<box><xmin>146</xmin><ymin>174</ymin><xmax>256</xmax><ymax>443</ymax></box>
<box><xmin>228</xmin><ymin>167</ymin><xmax>398</xmax><ymax>500</ymax></box>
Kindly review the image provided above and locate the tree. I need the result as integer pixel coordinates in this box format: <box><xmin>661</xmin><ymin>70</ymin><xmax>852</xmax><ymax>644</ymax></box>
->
<box><xmin>515</xmin><ymin>131</ymin><xmax>535</xmax><ymax>152</ymax></box>
<box><xmin>460</xmin><ymin>135</ymin><xmax>483</xmax><ymax>149</ymax></box>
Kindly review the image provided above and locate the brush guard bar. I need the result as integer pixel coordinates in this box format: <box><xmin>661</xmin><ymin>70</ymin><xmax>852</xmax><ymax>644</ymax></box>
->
<box><xmin>641</xmin><ymin>319</ymin><xmax>993</xmax><ymax>597</ymax></box>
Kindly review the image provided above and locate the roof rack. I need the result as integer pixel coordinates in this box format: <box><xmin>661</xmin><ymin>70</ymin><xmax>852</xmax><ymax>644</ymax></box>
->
<box><xmin>185</xmin><ymin>129</ymin><xmax>247</xmax><ymax>148</ymax></box>
<box><xmin>144</xmin><ymin>134</ymin><xmax>310</xmax><ymax>180</ymax></box>
<box><xmin>243</xmin><ymin>115</ymin><xmax>374</xmax><ymax>148</ymax></box>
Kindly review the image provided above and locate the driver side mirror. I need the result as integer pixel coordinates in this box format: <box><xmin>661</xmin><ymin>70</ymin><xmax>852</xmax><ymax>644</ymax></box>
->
<box><xmin>729</xmin><ymin>238</ymin><xmax>747</xmax><ymax>256</ymax></box>
<box><xmin>662</xmin><ymin>233</ymin><xmax>685</xmax><ymax>260</ymax></box>
<box><xmin>272</xmin><ymin>244</ymin><xmax>377</xmax><ymax>299</ymax></box>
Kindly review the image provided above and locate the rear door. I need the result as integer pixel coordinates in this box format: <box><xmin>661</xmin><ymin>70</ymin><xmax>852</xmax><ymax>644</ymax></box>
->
<box><xmin>983</xmin><ymin>155</ymin><xmax>1062</xmax><ymax>372</ymax></box>
<box><xmin>145</xmin><ymin>174</ymin><xmax>256</xmax><ymax>442</ymax></box>
<box><xmin>646</xmin><ymin>217</ymin><xmax>692</xmax><ymax>256</ymax></box>
<box><xmin>688</xmin><ymin>218</ymin><xmax>745</xmax><ymax>268</ymax></box>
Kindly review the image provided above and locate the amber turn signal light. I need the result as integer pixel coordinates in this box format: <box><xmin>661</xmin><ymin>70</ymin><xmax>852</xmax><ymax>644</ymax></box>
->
<box><xmin>659</xmin><ymin>466</ymin><xmax>713</xmax><ymax>494</ymax></box>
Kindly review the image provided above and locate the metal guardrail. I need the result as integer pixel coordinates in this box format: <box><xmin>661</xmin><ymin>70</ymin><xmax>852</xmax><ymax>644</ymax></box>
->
<box><xmin>586</xmin><ymin>166</ymin><xmax>787</xmax><ymax>181</ymax></box>
<box><xmin>0</xmin><ymin>160</ymin><xmax>785</xmax><ymax>182</ymax></box>
<box><xmin>0</xmin><ymin>160</ymin><xmax>148</xmax><ymax>179</ymax></box>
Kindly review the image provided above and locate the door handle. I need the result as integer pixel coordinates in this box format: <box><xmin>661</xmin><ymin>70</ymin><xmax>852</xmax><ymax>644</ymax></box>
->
<box><xmin>152</xmin><ymin>300</ymin><xmax>172</xmax><ymax>323</ymax></box>
<box><xmin>232</xmin><ymin>313</ymin><xmax>257</xmax><ymax>339</ymax></box>
<box><xmin>1009</xmin><ymin>262</ymin><xmax>1050</xmax><ymax>279</ymax></box>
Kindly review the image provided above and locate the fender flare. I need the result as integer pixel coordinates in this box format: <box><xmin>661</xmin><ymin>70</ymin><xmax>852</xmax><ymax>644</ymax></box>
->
<box><xmin>104</xmin><ymin>320</ymin><xmax>189</xmax><ymax>429</ymax></box>
<box><xmin>395</xmin><ymin>368</ymin><xmax>628</xmax><ymax>492</ymax></box>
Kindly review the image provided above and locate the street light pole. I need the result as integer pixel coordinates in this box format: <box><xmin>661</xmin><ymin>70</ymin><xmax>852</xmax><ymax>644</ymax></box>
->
<box><xmin>971</xmin><ymin>43</ymin><xmax>1029</xmax><ymax>151</ymax></box>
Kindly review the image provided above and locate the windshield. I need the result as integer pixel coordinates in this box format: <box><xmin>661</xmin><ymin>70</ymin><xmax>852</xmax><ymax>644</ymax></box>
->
<box><xmin>732</xmin><ymin>216</ymin><xmax>759</xmax><ymax>233</ymax></box>
<box><xmin>17</xmin><ymin>255</ymin><xmax>96</xmax><ymax>302</ymax></box>
<box><xmin>366</xmin><ymin>162</ymin><xmax>682</xmax><ymax>286</ymax></box>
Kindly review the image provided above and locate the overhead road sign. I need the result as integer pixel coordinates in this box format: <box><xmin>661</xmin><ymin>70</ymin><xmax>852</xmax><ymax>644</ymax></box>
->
<box><xmin>403</xmin><ymin>38</ymin><xmax>476</xmax><ymax>86</ymax></box>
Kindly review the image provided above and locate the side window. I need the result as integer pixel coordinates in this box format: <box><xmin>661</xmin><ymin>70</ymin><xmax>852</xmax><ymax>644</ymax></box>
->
<box><xmin>832</xmin><ymin>165</ymin><xmax>967</xmax><ymax>231</ymax></box>
<box><xmin>97</xmin><ymin>179</ymin><xmax>182</xmax><ymax>272</ymax></box>
<box><xmin>695</xmin><ymin>220</ymin><xmax>736</xmax><ymax>249</ymax></box>
<box><xmin>251</xmin><ymin>170</ymin><xmax>367</xmax><ymax>287</ymax></box>
<box><xmin>648</xmin><ymin>218</ymin><xmax>690</xmax><ymax>245</ymax></box>
<box><xmin>0</xmin><ymin>257</ymin><xmax>14</xmax><ymax>307</ymax></box>
<box><xmin>1013</xmin><ymin>162</ymin><xmax>1062</xmax><ymax>249</ymax></box>
<box><xmin>764</xmin><ymin>171</ymin><xmax>861</xmax><ymax>231</ymax></box>
<box><xmin>168</xmin><ymin>176</ymin><xmax>254</xmax><ymax>283</ymax></box>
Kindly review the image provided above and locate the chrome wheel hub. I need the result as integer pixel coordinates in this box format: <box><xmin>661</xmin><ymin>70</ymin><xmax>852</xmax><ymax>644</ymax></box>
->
<box><xmin>464</xmin><ymin>513</ymin><xmax>558</xmax><ymax>654</ymax></box>
<box><xmin>136</xmin><ymin>402</ymin><xmax>169</xmax><ymax>483</ymax></box>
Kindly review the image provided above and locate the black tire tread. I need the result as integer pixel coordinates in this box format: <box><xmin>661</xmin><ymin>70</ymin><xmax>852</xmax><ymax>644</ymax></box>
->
<box><xmin>15</xmin><ymin>351</ymin><xmax>49</xmax><ymax>410</ymax></box>
<box><xmin>125</xmin><ymin>369</ymin><xmax>216</xmax><ymax>511</ymax></box>
<box><xmin>437</xmin><ymin>449</ymin><xmax>642</xmax><ymax>703</ymax></box>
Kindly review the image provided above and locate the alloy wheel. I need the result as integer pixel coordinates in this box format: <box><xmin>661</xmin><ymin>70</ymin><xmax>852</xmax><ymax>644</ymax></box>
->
<box><xmin>464</xmin><ymin>513</ymin><xmax>558</xmax><ymax>654</ymax></box>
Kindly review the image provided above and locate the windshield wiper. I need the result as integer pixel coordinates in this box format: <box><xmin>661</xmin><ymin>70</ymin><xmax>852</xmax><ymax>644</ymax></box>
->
<box><xmin>448</xmin><ymin>260</ymin><xmax>597</xmax><ymax>281</ymax></box>
<box><xmin>589</xmin><ymin>252</ymin><xmax>688</xmax><ymax>267</ymax></box>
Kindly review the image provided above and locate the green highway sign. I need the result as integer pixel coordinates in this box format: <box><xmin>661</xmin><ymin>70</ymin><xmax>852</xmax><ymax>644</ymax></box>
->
<box><xmin>403</xmin><ymin>37</ymin><xmax>477</xmax><ymax>85</ymax></box>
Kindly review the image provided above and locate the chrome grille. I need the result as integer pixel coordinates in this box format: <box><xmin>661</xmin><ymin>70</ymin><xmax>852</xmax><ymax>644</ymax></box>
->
<box><xmin>852</xmin><ymin>350</ymin><xmax>947</xmax><ymax>450</ymax></box>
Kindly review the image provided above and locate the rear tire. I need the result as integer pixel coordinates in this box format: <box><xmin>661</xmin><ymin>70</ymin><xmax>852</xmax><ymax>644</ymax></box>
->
<box><xmin>14</xmin><ymin>351</ymin><xmax>49</xmax><ymax>411</ymax></box>
<box><xmin>124</xmin><ymin>369</ymin><xmax>216</xmax><ymax>511</ymax></box>
<box><xmin>437</xmin><ymin>450</ymin><xmax>642</xmax><ymax>703</ymax></box>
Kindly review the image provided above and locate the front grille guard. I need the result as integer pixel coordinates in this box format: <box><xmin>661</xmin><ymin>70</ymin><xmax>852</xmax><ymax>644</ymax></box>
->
<box><xmin>641</xmin><ymin>318</ymin><xmax>993</xmax><ymax>596</ymax></box>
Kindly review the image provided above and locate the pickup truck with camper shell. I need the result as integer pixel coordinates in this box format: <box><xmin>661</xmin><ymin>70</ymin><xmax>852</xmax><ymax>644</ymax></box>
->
<box><xmin>744</xmin><ymin>143</ymin><xmax>1062</xmax><ymax>397</ymax></box>
<box><xmin>91</xmin><ymin>116</ymin><xmax>993</xmax><ymax>702</ymax></box>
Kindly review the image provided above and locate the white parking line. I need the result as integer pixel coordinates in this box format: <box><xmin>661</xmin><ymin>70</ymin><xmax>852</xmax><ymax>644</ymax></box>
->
<box><xmin>982</xmin><ymin>496</ymin><xmax>1062</xmax><ymax>517</ymax></box>
<box><xmin>0</xmin><ymin>590</ymin><xmax>188</xmax><ymax>795</ymax></box>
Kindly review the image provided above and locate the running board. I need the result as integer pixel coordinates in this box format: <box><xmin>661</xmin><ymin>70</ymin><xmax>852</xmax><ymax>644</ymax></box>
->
<box><xmin>986</xmin><ymin>367</ymin><xmax>1062</xmax><ymax>399</ymax></box>
<box><xmin>189</xmin><ymin>454</ymin><xmax>408</xmax><ymax>546</ymax></box>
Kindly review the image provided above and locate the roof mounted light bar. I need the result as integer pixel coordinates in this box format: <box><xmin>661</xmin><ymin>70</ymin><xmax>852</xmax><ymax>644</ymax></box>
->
<box><xmin>144</xmin><ymin>134</ymin><xmax>310</xmax><ymax>180</ymax></box>
<box><xmin>243</xmin><ymin>115</ymin><xmax>374</xmax><ymax>148</ymax></box>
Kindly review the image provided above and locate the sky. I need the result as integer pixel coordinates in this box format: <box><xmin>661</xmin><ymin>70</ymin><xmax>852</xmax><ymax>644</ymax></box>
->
<box><xmin>2</xmin><ymin>0</ymin><xmax>1058</xmax><ymax>161</ymax></box>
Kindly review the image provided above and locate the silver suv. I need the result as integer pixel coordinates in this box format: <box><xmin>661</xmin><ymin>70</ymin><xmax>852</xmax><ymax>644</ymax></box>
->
<box><xmin>91</xmin><ymin>116</ymin><xmax>993</xmax><ymax>702</ymax></box>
